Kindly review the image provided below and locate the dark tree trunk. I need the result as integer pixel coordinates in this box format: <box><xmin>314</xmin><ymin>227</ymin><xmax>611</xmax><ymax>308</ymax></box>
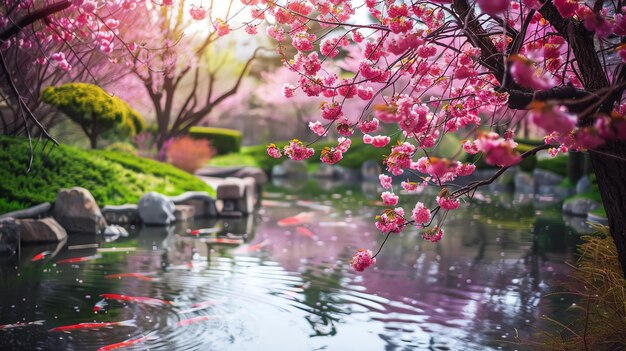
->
<box><xmin>589</xmin><ymin>139</ymin><xmax>626</xmax><ymax>279</ymax></box>
<box><xmin>89</xmin><ymin>133</ymin><xmax>98</xmax><ymax>149</ymax></box>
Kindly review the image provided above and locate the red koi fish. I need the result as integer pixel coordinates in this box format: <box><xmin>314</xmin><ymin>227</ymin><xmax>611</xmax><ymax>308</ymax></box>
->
<box><xmin>189</xmin><ymin>227</ymin><xmax>220</xmax><ymax>236</ymax></box>
<box><xmin>277</xmin><ymin>212</ymin><xmax>315</xmax><ymax>227</ymax></box>
<box><xmin>97</xmin><ymin>334</ymin><xmax>153</xmax><ymax>351</ymax></box>
<box><xmin>176</xmin><ymin>315</ymin><xmax>221</xmax><ymax>327</ymax></box>
<box><xmin>31</xmin><ymin>251</ymin><xmax>52</xmax><ymax>262</ymax></box>
<box><xmin>93</xmin><ymin>299</ymin><xmax>108</xmax><ymax>312</ymax></box>
<box><xmin>56</xmin><ymin>254</ymin><xmax>101</xmax><ymax>264</ymax></box>
<box><xmin>295</xmin><ymin>226</ymin><xmax>316</xmax><ymax>239</ymax></box>
<box><xmin>99</xmin><ymin>294</ymin><xmax>173</xmax><ymax>306</ymax></box>
<box><xmin>104</xmin><ymin>273</ymin><xmax>157</xmax><ymax>282</ymax></box>
<box><xmin>0</xmin><ymin>320</ymin><xmax>45</xmax><ymax>330</ymax></box>
<box><xmin>48</xmin><ymin>319</ymin><xmax>136</xmax><ymax>332</ymax></box>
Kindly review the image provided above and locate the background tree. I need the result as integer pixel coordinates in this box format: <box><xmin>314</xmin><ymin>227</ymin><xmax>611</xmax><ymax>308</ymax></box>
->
<box><xmin>116</xmin><ymin>1</ymin><xmax>265</xmax><ymax>153</ymax></box>
<box><xmin>42</xmin><ymin>82</ymin><xmax>144</xmax><ymax>148</ymax></box>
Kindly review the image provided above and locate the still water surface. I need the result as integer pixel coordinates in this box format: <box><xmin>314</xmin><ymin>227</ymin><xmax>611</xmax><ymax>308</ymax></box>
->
<box><xmin>0</xmin><ymin>179</ymin><xmax>587</xmax><ymax>350</ymax></box>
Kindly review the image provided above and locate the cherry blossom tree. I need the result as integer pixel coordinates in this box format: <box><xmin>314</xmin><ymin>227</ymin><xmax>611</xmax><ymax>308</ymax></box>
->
<box><xmin>237</xmin><ymin>0</ymin><xmax>626</xmax><ymax>277</ymax></box>
<box><xmin>116</xmin><ymin>0</ymin><xmax>264</xmax><ymax>152</ymax></box>
<box><xmin>0</xmin><ymin>0</ymin><xmax>152</xmax><ymax>168</ymax></box>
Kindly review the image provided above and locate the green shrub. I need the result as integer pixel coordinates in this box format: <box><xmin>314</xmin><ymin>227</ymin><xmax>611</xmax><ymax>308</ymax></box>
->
<box><xmin>105</xmin><ymin>141</ymin><xmax>137</xmax><ymax>155</ymax></box>
<box><xmin>0</xmin><ymin>136</ymin><xmax>214</xmax><ymax>214</ymax></box>
<box><xmin>189</xmin><ymin>127</ymin><xmax>242</xmax><ymax>155</ymax></box>
<box><xmin>536</xmin><ymin>155</ymin><xmax>568</xmax><ymax>177</ymax></box>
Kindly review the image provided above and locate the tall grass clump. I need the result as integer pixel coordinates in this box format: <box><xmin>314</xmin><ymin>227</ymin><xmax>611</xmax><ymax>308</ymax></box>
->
<box><xmin>517</xmin><ymin>224</ymin><xmax>626</xmax><ymax>350</ymax></box>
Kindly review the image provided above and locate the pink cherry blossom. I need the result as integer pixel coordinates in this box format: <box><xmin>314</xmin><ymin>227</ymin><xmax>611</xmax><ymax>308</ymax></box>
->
<box><xmin>477</xmin><ymin>0</ymin><xmax>510</xmax><ymax>15</ymax></box>
<box><xmin>320</xmin><ymin>147</ymin><xmax>343</xmax><ymax>164</ymax></box>
<box><xmin>213</xmin><ymin>19</ymin><xmax>230</xmax><ymax>36</ymax></box>
<box><xmin>351</xmin><ymin>249</ymin><xmax>376</xmax><ymax>272</ymax></box>
<box><xmin>308</xmin><ymin>121</ymin><xmax>326</xmax><ymax>136</ymax></box>
<box><xmin>421</xmin><ymin>226</ymin><xmax>444</xmax><ymax>243</ymax></box>
<box><xmin>190</xmin><ymin>5</ymin><xmax>207</xmax><ymax>20</ymax></box>
<box><xmin>267</xmin><ymin>144</ymin><xmax>282</xmax><ymax>158</ymax></box>
<box><xmin>375</xmin><ymin>208</ymin><xmax>406</xmax><ymax>233</ymax></box>
<box><xmin>411</xmin><ymin>202</ymin><xmax>431</xmax><ymax>225</ymax></box>
<box><xmin>381</xmin><ymin>191</ymin><xmax>399</xmax><ymax>206</ymax></box>
<box><xmin>379</xmin><ymin>174</ymin><xmax>392</xmax><ymax>190</ymax></box>
<box><xmin>283</xmin><ymin>139</ymin><xmax>314</xmax><ymax>161</ymax></box>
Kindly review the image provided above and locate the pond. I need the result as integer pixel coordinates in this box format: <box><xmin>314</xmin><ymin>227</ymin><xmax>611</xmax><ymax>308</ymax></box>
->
<box><xmin>0</xmin><ymin>178</ymin><xmax>587</xmax><ymax>350</ymax></box>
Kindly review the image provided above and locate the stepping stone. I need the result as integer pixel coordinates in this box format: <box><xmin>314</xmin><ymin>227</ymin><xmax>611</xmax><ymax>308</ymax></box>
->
<box><xmin>174</xmin><ymin>205</ymin><xmax>195</xmax><ymax>222</ymax></box>
<box><xmin>102</xmin><ymin>204</ymin><xmax>140</xmax><ymax>225</ymax></box>
<box><xmin>0</xmin><ymin>202</ymin><xmax>51</xmax><ymax>220</ymax></box>
<box><xmin>169</xmin><ymin>191</ymin><xmax>217</xmax><ymax>218</ymax></box>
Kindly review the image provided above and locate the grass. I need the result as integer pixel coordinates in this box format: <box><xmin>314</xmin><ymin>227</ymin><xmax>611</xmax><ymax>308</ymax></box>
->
<box><xmin>517</xmin><ymin>225</ymin><xmax>626</xmax><ymax>350</ymax></box>
<box><xmin>0</xmin><ymin>136</ymin><xmax>214</xmax><ymax>214</ymax></box>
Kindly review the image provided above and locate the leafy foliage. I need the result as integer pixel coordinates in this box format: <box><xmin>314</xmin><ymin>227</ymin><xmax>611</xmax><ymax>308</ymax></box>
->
<box><xmin>189</xmin><ymin>126</ymin><xmax>242</xmax><ymax>155</ymax></box>
<box><xmin>0</xmin><ymin>136</ymin><xmax>213</xmax><ymax>214</ymax></box>
<box><xmin>42</xmin><ymin>83</ymin><xmax>145</xmax><ymax>148</ymax></box>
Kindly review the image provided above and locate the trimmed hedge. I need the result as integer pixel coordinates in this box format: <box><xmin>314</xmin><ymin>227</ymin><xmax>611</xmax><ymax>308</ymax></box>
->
<box><xmin>189</xmin><ymin>126</ymin><xmax>242</xmax><ymax>155</ymax></box>
<box><xmin>536</xmin><ymin>155</ymin><xmax>568</xmax><ymax>177</ymax></box>
<box><xmin>209</xmin><ymin>136</ymin><xmax>402</xmax><ymax>172</ymax></box>
<box><xmin>0</xmin><ymin>136</ymin><xmax>214</xmax><ymax>214</ymax></box>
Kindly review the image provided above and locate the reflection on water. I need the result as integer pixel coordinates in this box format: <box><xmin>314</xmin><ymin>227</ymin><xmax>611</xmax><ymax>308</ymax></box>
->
<box><xmin>0</xmin><ymin>178</ymin><xmax>587</xmax><ymax>350</ymax></box>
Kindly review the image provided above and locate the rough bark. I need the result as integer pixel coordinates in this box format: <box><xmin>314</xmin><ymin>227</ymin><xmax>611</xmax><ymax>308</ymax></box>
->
<box><xmin>589</xmin><ymin>140</ymin><xmax>626</xmax><ymax>278</ymax></box>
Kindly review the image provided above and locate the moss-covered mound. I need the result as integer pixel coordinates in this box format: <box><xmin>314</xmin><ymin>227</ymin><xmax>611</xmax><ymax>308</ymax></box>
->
<box><xmin>0</xmin><ymin>136</ymin><xmax>214</xmax><ymax>214</ymax></box>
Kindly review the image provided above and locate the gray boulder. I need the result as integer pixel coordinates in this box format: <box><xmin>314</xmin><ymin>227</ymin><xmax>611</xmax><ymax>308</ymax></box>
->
<box><xmin>0</xmin><ymin>218</ymin><xmax>20</xmax><ymax>254</ymax></box>
<box><xmin>0</xmin><ymin>202</ymin><xmax>51</xmax><ymax>220</ymax></box>
<box><xmin>361</xmin><ymin>160</ymin><xmax>382</xmax><ymax>181</ymax></box>
<box><xmin>514</xmin><ymin>172</ymin><xmax>534</xmax><ymax>194</ymax></box>
<box><xmin>576</xmin><ymin>175</ymin><xmax>592</xmax><ymax>195</ymax></box>
<box><xmin>533</xmin><ymin>169</ymin><xmax>564</xmax><ymax>187</ymax></box>
<box><xmin>563</xmin><ymin>198</ymin><xmax>601</xmax><ymax>217</ymax></box>
<box><xmin>53</xmin><ymin>187</ymin><xmax>106</xmax><ymax>234</ymax></box>
<box><xmin>138</xmin><ymin>192</ymin><xmax>176</xmax><ymax>225</ymax></box>
<box><xmin>19</xmin><ymin>217</ymin><xmax>67</xmax><ymax>243</ymax></box>
<box><xmin>272</xmin><ymin>160</ymin><xmax>307</xmax><ymax>178</ymax></box>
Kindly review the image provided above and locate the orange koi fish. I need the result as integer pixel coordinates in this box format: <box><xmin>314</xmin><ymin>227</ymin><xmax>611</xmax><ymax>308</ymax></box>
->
<box><xmin>0</xmin><ymin>320</ymin><xmax>45</xmax><ymax>330</ymax></box>
<box><xmin>295</xmin><ymin>226</ymin><xmax>316</xmax><ymax>239</ymax></box>
<box><xmin>48</xmin><ymin>319</ymin><xmax>136</xmax><ymax>332</ymax></box>
<box><xmin>99</xmin><ymin>294</ymin><xmax>173</xmax><ymax>306</ymax></box>
<box><xmin>203</xmin><ymin>237</ymin><xmax>244</xmax><ymax>245</ymax></box>
<box><xmin>31</xmin><ymin>251</ymin><xmax>51</xmax><ymax>262</ymax></box>
<box><xmin>235</xmin><ymin>240</ymin><xmax>269</xmax><ymax>253</ymax></box>
<box><xmin>277</xmin><ymin>212</ymin><xmax>315</xmax><ymax>227</ymax></box>
<box><xmin>104</xmin><ymin>273</ymin><xmax>156</xmax><ymax>282</ymax></box>
<box><xmin>56</xmin><ymin>254</ymin><xmax>101</xmax><ymax>264</ymax></box>
<box><xmin>97</xmin><ymin>334</ymin><xmax>153</xmax><ymax>351</ymax></box>
<box><xmin>175</xmin><ymin>315</ymin><xmax>221</xmax><ymax>327</ymax></box>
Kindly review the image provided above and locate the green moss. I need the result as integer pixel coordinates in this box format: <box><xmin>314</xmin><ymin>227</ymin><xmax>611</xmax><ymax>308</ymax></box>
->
<box><xmin>188</xmin><ymin>126</ymin><xmax>242</xmax><ymax>155</ymax></box>
<box><xmin>0</xmin><ymin>136</ymin><xmax>213</xmax><ymax>214</ymax></box>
